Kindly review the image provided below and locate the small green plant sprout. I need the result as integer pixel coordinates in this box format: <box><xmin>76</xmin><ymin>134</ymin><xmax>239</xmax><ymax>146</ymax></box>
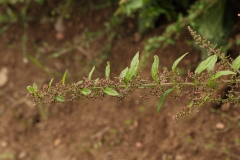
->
<box><xmin>27</xmin><ymin>27</ymin><xmax>240</xmax><ymax>119</ymax></box>
<box><xmin>27</xmin><ymin>83</ymin><xmax>38</xmax><ymax>97</ymax></box>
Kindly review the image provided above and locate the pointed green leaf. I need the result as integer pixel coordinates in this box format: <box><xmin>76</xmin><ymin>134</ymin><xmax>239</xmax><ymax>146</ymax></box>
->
<box><xmin>55</xmin><ymin>94</ymin><xmax>65</xmax><ymax>102</ymax></box>
<box><xmin>103</xmin><ymin>87</ymin><xmax>119</xmax><ymax>96</ymax></box>
<box><xmin>133</xmin><ymin>60</ymin><xmax>139</xmax><ymax>76</ymax></box>
<box><xmin>62</xmin><ymin>70</ymin><xmax>67</xmax><ymax>84</ymax></box>
<box><xmin>151</xmin><ymin>55</ymin><xmax>159</xmax><ymax>83</ymax></box>
<box><xmin>208</xmin><ymin>70</ymin><xmax>236</xmax><ymax>85</ymax></box>
<box><xmin>188</xmin><ymin>101</ymin><xmax>193</xmax><ymax>107</ymax></box>
<box><xmin>172</xmin><ymin>52</ymin><xmax>188</xmax><ymax>71</ymax></box>
<box><xmin>94</xmin><ymin>78</ymin><xmax>99</xmax><ymax>84</ymax></box>
<box><xmin>77</xmin><ymin>80</ymin><xmax>83</xmax><ymax>84</ymax></box>
<box><xmin>129</xmin><ymin>52</ymin><xmax>139</xmax><ymax>68</ymax></box>
<box><xmin>157</xmin><ymin>88</ymin><xmax>175</xmax><ymax>113</ymax></box>
<box><xmin>27</xmin><ymin>86</ymin><xmax>35</xmax><ymax>94</ymax></box>
<box><xmin>119</xmin><ymin>67</ymin><xmax>128</xmax><ymax>78</ymax></box>
<box><xmin>195</xmin><ymin>55</ymin><xmax>217</xmax><ymax>74</ymax></box>
<box><xmin>232</xmin><ymin>55</ymin><xmax>240</xmax><ymax>70</ymax></box>
<box><xmin>207</xmin><ymin>57</ymin><xmax>217</xmax><ymax>72</ymax></box>
<box><xmin>204</xmin><ymin>94</ymin><xmax>210</xmax><ymax>101</ymax></box>
<box><xmin>88</xmin><ymin>66</ymin><xmax>95</xmax><ymax>80</ymax></box>
<box><xmin>33</xmin><ymin>83</ymin><xmax>38</xmax><ymax>92</ymax></box>
<box><xmin>124</xmin><ymin>52</ymin><xmax>139</xmax><ymax>84</ymax></box>
<box><xmin>49</xmin><ymin>78</ymin><xmax>54</xmax><ymax>87</ymax></box>
<box><xmin>105</xmin><ymin>61</ymin><xmax>110</xmax><ymax>80</ymax></box>
<box><xmin>80</xmin><ymin>88</ymin><xmax>91</xmax><ymax>95</ymax></box>
<box><xmin>125</xmin><ymin>60</ymin><xmax>139</xmax><ymax>84</ymax></box>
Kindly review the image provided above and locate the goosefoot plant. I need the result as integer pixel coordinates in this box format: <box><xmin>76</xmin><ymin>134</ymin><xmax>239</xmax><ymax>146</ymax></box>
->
<box><xmin>27</xmin><ymin>26</ymin><xmax>240</xmax><ymax>119</ymax></box>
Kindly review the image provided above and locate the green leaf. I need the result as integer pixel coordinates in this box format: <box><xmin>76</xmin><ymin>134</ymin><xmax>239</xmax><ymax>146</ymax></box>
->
<box><xmin>119</xmin><ymin>67</ymin><xmax>128</xmax><ymax>78</ymax></box>
<box><xmin>151</xmin><ymin>55</ymin><xmax>159</xmax><ymax>83</ymax></box>
<box><xmin>208</xmin><ymin>70</ymin><xmax>236</xmax><ymax>85</ymax></box>
<box><xmin>157</xmin><ymin>88</ymin><xmax>175</xmax><ymax>113</ymax></box>
<box><xmin>172</xmin><ymin>52</ymin><xmax>188</xmax><ymax>71</ymax></box>
<box><xmin>188</xmin><ymin>101</ymin><xmax>193</xmax><ymax>107</ymax></box>
<box><xmin>27</xmin><ymin>86</ymin><xmax>35</xmax><ymax>94</ymax></box>
<box><xmin>55</xmin><ymin>94</ymin><xmax>65</xmax><ymax>102</ymax></box>
<box><xmin>232</xmin><ymin>55</ymin><xmax>240</xmax><ymax>70</ymax></box>
<box><xmin>94</xmin><ymin>78</ymin><xmax>99</xmax><ymax>84</ymax></box>
<box><xmin>88</xmin><ymin>66</ymin><xmax>95</xmax><ymax>80</ymax></box>
<box><xmin>33</xmin><ymin>83</ymin><xmax>38</xmax><ymax>92</ymax></box>
<box><xmin>124</xmin><ymin>0</ymin><xmax>143</xmax><ymax>15</ymax></box>
<box><xmin>62</xmin><ymin>70</ymin><xmax>67</xmax><ymax>85</ymax></box>
<box><xmin>195</xmin><ymin>55</ymin><xmax>217</xmax><ymax>74</ymax></box>
<box><xmin>80</xmin><ymin>88</ymin><xmax>91</xmax><ymax>95</ymax></box>
<box><xmin>103</xmin><ymin>87</ymin><xmax>119</xmax><ymax>96</ymax></box>
<box><xmin>204</xmin><ymin>94</ymin><xmax>210</xmax><ymax>101</ymax></box>
<box><xmin>77</xmin><ymin>80</ymin><xmax>83</xmax><ymax>84</ymax></box>
<box><xmin>124</xmin><ymin>61</ymin><xmax>139</xmax><ymax>84</ymax></box>
<box><xmin>132</xmin><ymin>60</ymin><xmax>139</xmax><ymax>76</ymax></box>
<box><xmin>207</xmin><ymin>57</ymin><xmax>217</xmax><ymax>72</ymax></box>
<box><xmin>105</xmin><ymin>61</ymin><xmax>110</xmax><ymax>80</ymax></box>
<box><xmin>124</xmin><ymin>52</ymin><xmax>139</xmax><ymax>84</ymax></box>
<box><xmin>49</xmin><ymin>78</ymin><xmax>54</xmax><ymax>87</ymax></box>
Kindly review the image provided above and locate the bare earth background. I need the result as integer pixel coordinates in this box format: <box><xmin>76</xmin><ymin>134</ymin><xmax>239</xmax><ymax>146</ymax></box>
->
<box><xmin>0</xmin><ymin>1</ymin><xmax>240</xmax><ymax>160</ymax></box>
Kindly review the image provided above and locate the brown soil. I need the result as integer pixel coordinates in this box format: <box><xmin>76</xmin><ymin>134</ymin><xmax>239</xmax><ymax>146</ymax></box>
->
<box><xmin>0</xmin><ymin>2</ymin><xmax>240</xmax><ymax>160</ymax></box>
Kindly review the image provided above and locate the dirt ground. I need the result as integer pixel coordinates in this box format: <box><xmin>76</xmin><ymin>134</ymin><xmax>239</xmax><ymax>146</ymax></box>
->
<box><xmin>0</xmin><ymin>1</ymin><xmax>240</xmax><ymax>160</ymax></box>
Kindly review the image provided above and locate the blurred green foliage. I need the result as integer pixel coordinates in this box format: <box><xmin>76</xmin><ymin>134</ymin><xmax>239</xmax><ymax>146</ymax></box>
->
<box><xmin>0</xmin><ymin>0</ymin><xmax>44</xmax><ymax>24</ymax></box>
<box><xmin>116</xmin><ymin>0</ymin><xmax>235</xmax><ymax>61</ymax></box>
<box><xmin>192</xmin><ymin>0</ymin><xmax>234</xmax><ymax>59</ymax></box>
<box><xmin>0</xmin><ymin>0</ymin><xmax>237</xmax><ymax>64</ymax></box>
<box><xmin>116</xmin><ymin>0</ymin><xmax>192</xmax><ymax>34</ymax></box>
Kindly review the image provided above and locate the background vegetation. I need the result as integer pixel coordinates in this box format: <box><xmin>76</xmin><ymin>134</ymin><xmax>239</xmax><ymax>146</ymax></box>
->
<box><xmin>0</xmin><ymin>0</ymin><xmax>240</xmax><ymax>159</ymax></box>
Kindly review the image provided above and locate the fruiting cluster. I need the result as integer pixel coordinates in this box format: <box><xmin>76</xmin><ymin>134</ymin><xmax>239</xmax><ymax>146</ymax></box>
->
<box><xmin>27</xmin><ymin>27</ymin><xmax>240</xmax><ymax>119</ymax></box>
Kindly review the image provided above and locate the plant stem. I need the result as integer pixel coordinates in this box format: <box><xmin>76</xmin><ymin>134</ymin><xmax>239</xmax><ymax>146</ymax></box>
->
<box><xmin>85</xmin><ymin>79</ymin><xmax>240</xmax><ymax>90</ymax></box>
